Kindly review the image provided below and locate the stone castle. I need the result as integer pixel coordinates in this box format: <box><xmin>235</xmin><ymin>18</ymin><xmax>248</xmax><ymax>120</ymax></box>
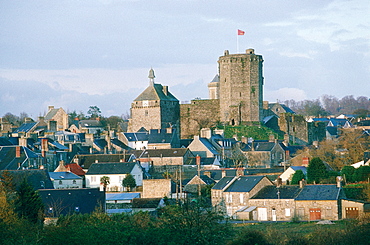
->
<box><xmin>128</xmin><ymin>49</ymin><xmax>325</xmax><ymax>142</ymax></box>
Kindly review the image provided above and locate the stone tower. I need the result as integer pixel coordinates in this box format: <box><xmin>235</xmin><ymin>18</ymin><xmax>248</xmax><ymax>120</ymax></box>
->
<box><xmin>128</xmin><ymin>69</ymin><xmax>180</xmax><ymax>132</ymax></box>
<box><xmin>218</xmin><ymin>49</ymin><xmax>264</xmax><ymax>125</ymax></box>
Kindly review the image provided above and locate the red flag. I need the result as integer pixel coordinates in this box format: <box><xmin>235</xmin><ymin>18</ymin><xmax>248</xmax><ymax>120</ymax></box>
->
<box><xmin>238</xmin><ymin>29</ymin><xmax>245</xmax><ymax>35</ymax></box>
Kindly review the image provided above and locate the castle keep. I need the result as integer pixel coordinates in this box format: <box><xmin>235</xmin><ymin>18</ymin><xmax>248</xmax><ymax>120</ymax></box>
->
<box><xmin>180</xmin><ymin>49</ymin><xmax>264</xmax><ymax>138</ymax></box>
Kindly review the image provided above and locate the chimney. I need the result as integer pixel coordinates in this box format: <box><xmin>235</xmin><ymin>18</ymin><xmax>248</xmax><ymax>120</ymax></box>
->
<box><xmin>241</xmin><ymin>136</ymin><xmax>247</xmax><ymax>143</ymax></box>
<box><xmin>299</xmin><ymin>179</ymin><xmax>306</xmax><ymax>189</ymax></box>
<box><xmin>302</xmin><ymin>157</ymin><xmax>309</xmax><ymax>167</ymax></box>
<box><xmin>221</xmin><ymin>170</ymin><xmax>226</xmax><ymax>178</ymax></box>
<box><xmin>204</xmin><ymin>171</ymin><xmax>211</xmax><ymax>178</ymax></box>
<box><xmin>269</xmin><ymin>134</ymin><xmax>275</xmax><ymax>142</ymax></box>
<box><xmin>200</xmin><ymin>128</ymin><xmax>212</xmax><ymax>139</ymax></box>
<box><xmin>336</xmin><ymin>176</ymin><xmax>343</xmax><ymax>188</ymax></box>
<box><xmin>163</xmin><ymin>86</ymin><xmax>168</xmax><ymax>96</ymax></box>
<box><xmin>276</xmin><ymin>177</ymin><xmax>282</xmax><ymax>187</ymax></box>
<box><xmin>48</xmin><ymin>106</ymin><xmax>54</xmax><ymax>111</ymax></box>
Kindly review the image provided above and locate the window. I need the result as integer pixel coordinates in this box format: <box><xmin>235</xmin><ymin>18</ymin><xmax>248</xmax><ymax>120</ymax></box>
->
<box><xmin>239</xmin><ymin>193</ymin><xmax>244</xmax><ymax>204</ymax></box>
<box><xmin>75</xmin><ymin>207</ymin><xmax>80</xmax><ymax>212</ymax></box>
<box><xmin>285</xmin><ymin>208</ymin><xmax>291</xmax><ymax>216</ymax></box>
<box><xmin>145</xmin><ymin>110</ymin><xmax>148</xmax><ymax>116</ymax></box>
<box><xmin>59</xmin><ymin>180</ymin><xmax>62</xmax><ymax>185</ymax></box>
<box><xmin>73</xmin><ymin>180</ymin><xmax>76</xmax><ymax>184</ymax></box>
<box><xmin>91</xmin><ymin>176</ymin><xmax>96</xmax><ymax>183</ymax></box>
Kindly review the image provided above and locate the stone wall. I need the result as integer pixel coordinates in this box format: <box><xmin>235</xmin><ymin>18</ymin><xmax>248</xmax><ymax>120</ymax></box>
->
<box><xmin>180</xmin><ymin>99</ymin><xmax>220</xmax><ymax>139</ymax></box>
<box><xmin>142</xmin><ymin>179</ymin><xmax>172</xmax><ymax>198</ymax></box>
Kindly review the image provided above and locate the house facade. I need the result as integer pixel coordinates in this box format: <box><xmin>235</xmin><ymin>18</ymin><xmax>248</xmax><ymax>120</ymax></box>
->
<box><xmin>211</xmin><ymin>175</ymin><xmax>274</xmax><ymax>217</ymax></box>
<box><xmin>85</xmin><ymin>162</ymin><xmax>143</xmax><ymax>192</ymax></box>
<box><xmin>49</xmin><ymin>171</ymin><xmax>83</xmax><ymax>189</ymax></box>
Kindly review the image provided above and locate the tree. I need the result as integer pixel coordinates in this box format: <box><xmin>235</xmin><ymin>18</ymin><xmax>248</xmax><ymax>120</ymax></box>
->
<box><xmin>100</xmin><ymin>176</ymin><xmax>110</xmax><ymax>192</ymax></box>
<box><xmin>14</xmin><ymin>179</ymin><xmax>44</xmax><ymax>224</ymax></box>
<box><xmin>307</xmin><ymin>157</ymin><xmax>328</xmax><ymax>184</ymax></box>
<box><xmin>122</xmin><ymin>174</ymin><xmax>136</xmax><ymax>192</ymax></box>
<box><xmin>353</xmin><ymin>166</ymin><xmax>370</xmax><ymax>182</ymax></box>
<box><xmin>87</xmin><ymin>106</ymin><xmax>101</xmax><ymax>119</ymax></box>
<box><xmin>291</xmin><ymin>170</ymin><xmax>306</xmax><ymax>185</ymax></box>
<box><xmin>341</xmin><ymin>166</ymin><xmax>356</xmax><ymax>183</ymax></box>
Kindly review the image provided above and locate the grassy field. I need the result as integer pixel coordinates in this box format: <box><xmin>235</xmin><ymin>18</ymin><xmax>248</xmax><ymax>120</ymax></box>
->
<box><xmin>229</xmin><ymin>219</ymin><xmax>370</xmax><ymax>245</ymax></box>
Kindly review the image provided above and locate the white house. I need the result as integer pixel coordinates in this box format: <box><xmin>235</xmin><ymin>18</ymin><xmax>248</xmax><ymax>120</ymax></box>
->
<box><xmin>85</xmin><ymin>162</ymin><xmax>143</xmax><ymax>192</ymax></box>
<box><xmin>279</xmin><ymin>166</ymin><xmax>307</xmax><ymax>184</ymax></box>
<box><xmin>49</xmin><ymin>172</ymin><xmax>83</xmax><ymax>189</ymax></box>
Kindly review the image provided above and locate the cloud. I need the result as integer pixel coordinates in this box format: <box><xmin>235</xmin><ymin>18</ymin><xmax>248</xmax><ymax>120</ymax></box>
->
<box><xmin>264</xmin><ymin>88</ymin><xmax>308</xmax><ymax>102</ymax></box>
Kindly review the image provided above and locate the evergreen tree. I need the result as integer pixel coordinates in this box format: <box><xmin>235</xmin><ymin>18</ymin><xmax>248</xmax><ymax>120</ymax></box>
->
<box><xmin>122</xmin><ymin>174</ymin><xmax>136</xmax><ymax>192</ymax></box>
<box><xmin>307</xmin><ymin>157</ymin><xmax>328</xmax><ymax>184</ymax></box>
<box><xmin>14</xmin><ymin>179</ymin><xmax>44</xmax><ymax>224</ymax></box>
<box><xmin>341</xmin><ymin>166</ymin><xmax>356</xmax><ymax>183</ymax></box>
<box><xmin>353</xmin><ymin>166</ymin><xmax>370</xmax><ymax>182</ymax></box>
<box><xmin>291</xmin><ymin>170</ymin><xmax>306</xmax><ymax>185</ymax></box>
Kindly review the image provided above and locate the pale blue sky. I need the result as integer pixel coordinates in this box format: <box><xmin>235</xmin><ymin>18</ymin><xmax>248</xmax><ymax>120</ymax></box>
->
<box><xmin>1</xmin><ymin>0</ymin><xmax>369</xmax><ymax>118</ymax></box>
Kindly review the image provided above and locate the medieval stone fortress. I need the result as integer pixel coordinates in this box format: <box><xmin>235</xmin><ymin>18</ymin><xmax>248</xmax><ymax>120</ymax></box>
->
<box><xmin>1</xmin><ymin>48</ymin><xmax>369</xmax><ymax>223</ymax></box>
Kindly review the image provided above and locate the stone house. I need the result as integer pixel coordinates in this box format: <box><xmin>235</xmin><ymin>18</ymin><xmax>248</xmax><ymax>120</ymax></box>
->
<box><xmin>78</xmin><ymin>120</ymin><xmax>104</xmax><ymax>135</ymax></box>
<box><xmin>247</xmin><ymin>185</ymin><xmax>301</xmax><ymax>221</ymax></box>
<box><xmin>183</xmin><ymin>174</ymin><xmax>215</xmax><ymax>194</ymax></box>
<box><xmin>211</xmin><ymin>175</ymin><xmax>274</xmax><ymax>217</ymax></box>
<box><xmin>188</xmin><ymin>135</ymin><xmax>220</xmax><ymax>160</ymax></box>
<box><xmin>85</xmin><ymin>162</ymin><xmax>143</xmax><ymax>192</ymax></box>
<box><xmin>240</xmin><ymin>140</ymin><xmax>288</xmax><ymax>168</ymax></box>
<box><xmin>341</xmin><ymin>199</ymin><xmax>370</xmax><ymax>219</ymax></box>
<box><xmin>44</xmin><ymin>106</ymin><xmax>69</xmax><ymax>131</ymax></box>
<box><xmin>294</xmin><ymin>184</ymin><xmax>345</xmax><ymax>221</ymax></box>
<box><xmin>130</xmin><ymin>148</ymin><xmax>194</xmax><ymax>172</ymax></box>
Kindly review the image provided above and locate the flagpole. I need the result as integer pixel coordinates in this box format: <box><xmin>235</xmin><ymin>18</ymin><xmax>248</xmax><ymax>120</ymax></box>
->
<box><xmin>236</xmin><ymin>32</ymin><xmax>239</xmax><ymax>53</ymax></box>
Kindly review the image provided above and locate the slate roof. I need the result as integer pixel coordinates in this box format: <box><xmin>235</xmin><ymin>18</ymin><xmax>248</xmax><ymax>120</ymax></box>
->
<box><xmin>148</xmin><ymin>129</ymin><xmax>176</xmax><ymax>144</ymax></box>
<box><xmin>78</xmin><ymin>120</ymin><xmax>103</xmax><ymax>128</ymax></box>
<box><xmin>212</xmin><ymin>176</ymin><xmax>235</xmax><ymax>190</ymax></box>
<box><xmin>0</xmin><ymin>137</ymin><xmax>14</xmax><ymax>146</ymax></box>
<box><xmin>74</xmin><ymin>154</ymin><xmax>132</xmax><ymax>169</ymax></box>
<box><xmin>13</xmin><ymin>122</ymin><xmax>37</xmax><ymax>133</ymax></box>
<box><xmin>106</xmin><ymin>192</ymin><xmax>140</xmax><ymax>201</ymax></box>
<box><xmin>183</xmin><ymin>174</ymin><xmax>216</xmax><ymax>186</ymax></box>
<box><xmin>225</xmin><ymin>175</ymin><xmax>267</xmax><ymax>192</ymax></box>
<box><xmin>44</xmin><ymin>108</ymin><xmax>59</xmax><ymax>120</ymax></box>
<box><xmin>49</xmin><ymin>171</ymin><xmax>82</xmax><ymax>180</ymax></box>
<box><xmin>39</xmin><ymin>188</ymin><xmax>105</xmax><ymax>216</ymax></box>
<box><xmin>198</xmin><ymin>137</ymin><xmax>219</xmax><ymax>155</ymax></box>
<box><xmin>0</xmin><ymin>169</ymin><xmax>54</xmax><ymax>190</ymax></box>
<box><xmin>111</xmin><ymin>138</ymin><xmax>131</xmax><ymax>150</ymax></box>
<box><xmin>290</xmin><ymin>166</ymin><xmax>307</xmax><ymax>175</ymax></box>
<box><xmin>130</xmin><ymin>148</ymin><xmax>190</xmax><ymax>158</ymax></box>
<box><xmin>295</xmin><ymin>185</ymin><xmax>342</xmax><ymax>201</ymax></box>
<box><xmin>124</xmin><ymin>132</ymin><xmax>149</xmax><ymax>142</ymax></box>
<box><xmin>132</xmin><ymin>198</ymin><xmax>163</xmax><ymax>208</ymax></box>
<box><xmin>86</xmin><ymin>162</ymin><xmax>137</xmax><ymax>175</ymax></box>
<box><xmin>0</xmin><ymin>146</ymin><xmax>39</xmax><ymax>170</ymax></box>
<box><xmin>134</xmin><ymin>83</ymin><xmax>178</xmax><ymax>102</ymax></box>
<box><xmin>241</xmin><ymin>141</ymin><xmax>282</xmax><ymax>152</ymax></box>
<box><xmin>251</xmin><ymin>185</ymin><xmax>301</xmax><ymax>199</ymax></box>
